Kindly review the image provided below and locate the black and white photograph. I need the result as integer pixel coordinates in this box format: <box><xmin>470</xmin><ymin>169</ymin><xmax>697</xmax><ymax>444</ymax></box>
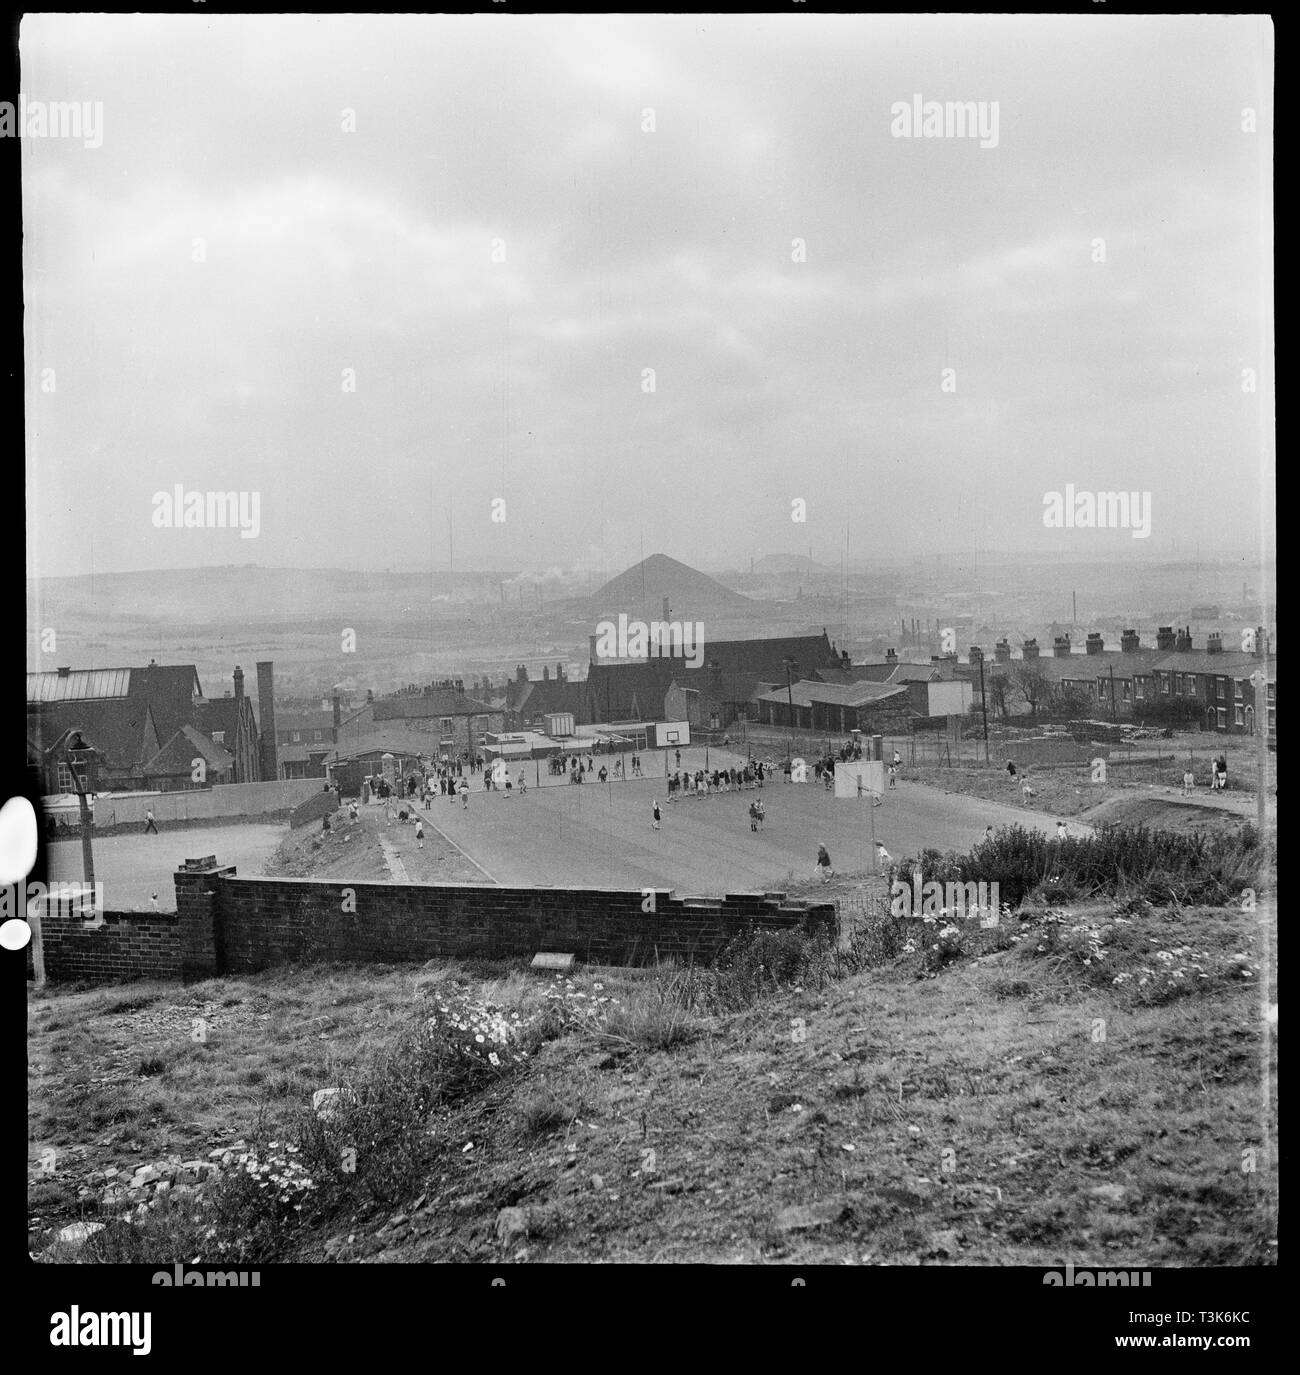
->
<box><xmin>9</xmin><ymin>5</ymin><xmax>1277</xmax><ymax>1345</ymax></box>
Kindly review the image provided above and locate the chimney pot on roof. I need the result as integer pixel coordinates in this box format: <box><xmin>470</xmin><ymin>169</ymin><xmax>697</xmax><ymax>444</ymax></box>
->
<box><xmin>57</xmin><ymin>666</ymin><xmax>71</xmax><ymax>677</ymax></box>
<box><xmin>1175</xmin><ymin>627</ymin><xmax>1193</xmax><ymax>653</ymax></box>
<box><xmin>1121</xmin><ymin>628</ymin><xmax>1141</xmax><ymax>653</ymax></box>
<box><xmin>1053</xmin><ymin>634</ymin><xmax>1072</xmax><ymax>657</ymax></box>
<box><xmin>1022</xmin><ymin>638</ymin><xmax>1040</xmax><ymax>659</ymax></box>
<box><xmin>1086</xmin><ymin>633</ymin><xmax>1104</xmax><ymax>655</ymax></box>
<box><xmin>1156</xmin><ymin>626</ymin><xmax>1176</xmax><ymax>651</ymax></box>
<box><xmin>1206</xmin><ymin>631</ymin><xmax>1223</xmax><ymax>654</ymax></box>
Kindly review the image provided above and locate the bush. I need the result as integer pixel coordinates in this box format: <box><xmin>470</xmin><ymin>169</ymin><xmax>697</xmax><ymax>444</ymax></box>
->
<box><xmin>907</xmin><ymin>823</ymin><xmax>1267</xmax><ymax>911</ymax></box>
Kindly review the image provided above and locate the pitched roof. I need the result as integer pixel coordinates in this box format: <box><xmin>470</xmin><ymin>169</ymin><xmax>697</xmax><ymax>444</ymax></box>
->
<box><xmin>27</xmin><ymin>698</ymin><xmax>159</xmax><ymax>773</ymax></box>
<box><xmin>510</xmin><ymin>678</ymin><xmax>586</xmax><ymax>719</ymax></box>
<box><xmin>27</xmin><ymin>668</ymin><xmax>131</xmax><ymax>702</ymax></box>
<box><xmin>373</xmin><ymin>689</ymin><xmax>495</xmax><ymax>720</ymax></box>
<box><xmin>755</xmin><ymin>681</ymin><xmax>907</xmax><ymax>709</ymax></box>
<box><xmin>1150</xmin><ymin>651</ymin><xmax>1273</xmax><ymax>678</ymax></box>
<box><xmin>192</xmin><ymin>696</ymin><xmax>250</xmax><ymax>740</ymax></box>
<box><xmin>141</xmin><ymin>725</ymin><xmax>234</xmax><ymax>778</ymax></box>
<box><xmin>585</xmin><ymin>631</ymin><xmax>840</xmax><ymax>719</ymax></box>
<box><xmin>811</xmin><ymin>662</ymin><xmax>900</xmax><ymax>684</ymax></box>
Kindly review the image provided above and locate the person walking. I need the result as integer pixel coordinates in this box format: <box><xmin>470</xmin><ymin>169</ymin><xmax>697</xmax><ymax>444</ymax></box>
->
<box><xmin>415</xmin><ymin>819</ymin><xmax>425</xmax><ymax>849</ymax></box>
<box><xmin>1182</xmin><ymin>768</ymin><xmax>1194</xmax><ymax>796</ymax></box>
<box><xmin>749</xmin><ymin>800</ymin><xmax>759</xmax><ymax>832</ymax></box>
<box><xmin>888</xmin><ymin>763</ymin><xmax>897</xmax><ymax>790</ymax></box>
<box><xmin>651</xmin><ymin>799</ymin><xmax>661</xmax><ymax>831</ymax></box>
<box><xmin>518</xmin><ymin>769</ymin><xmax>527</xmax><ymax>794</ymax></box>
<box><xmin>815</xmin><ymin>843</ymin><xmax>834</xmax><ymax>883</ymax></box>
<box><xmin>874</xmin><ymin>841</ymin><xmax>893</xmax><ymax>882</ymax></box>
<box><xmin>459</xmin><ymin>778</ymin><xmax>469</xmax><ymax>809</ymax></box>
<box><xmin>143</xmin><ymin>807</ymin><xmax>159</xmax><ymax>835</ymax></box>
<box><xmin>756</xmin><ymin>798</ymin><xmax>765</xmax><ymax>830</ymax></box>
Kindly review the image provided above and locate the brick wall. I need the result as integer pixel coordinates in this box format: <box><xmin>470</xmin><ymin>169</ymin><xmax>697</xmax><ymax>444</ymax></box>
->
<box><xmin>34</xmin><ymin>904</ymin><xmax>181</xmax><ymax>985</ymax></box>
<box><xmin>37</xmin><ymin>860</ymin><xmax>837</xmax><ymax>983</ymax></box>
<box><xmin>208</xmin><ymin>877</ymin><xmax>837</xmax><ymax>973</ymax></box>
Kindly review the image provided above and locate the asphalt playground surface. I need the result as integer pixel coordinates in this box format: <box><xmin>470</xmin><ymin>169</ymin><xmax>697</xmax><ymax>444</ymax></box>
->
<box><xmin>46</xmin><ymin>822</ymin><xmax>288</xmax><ymax>912</ymax></box>
<box><xmin>413</xmin><ymin>746</ymin><xmax>1072</xmax><ymax>894</ymax></box>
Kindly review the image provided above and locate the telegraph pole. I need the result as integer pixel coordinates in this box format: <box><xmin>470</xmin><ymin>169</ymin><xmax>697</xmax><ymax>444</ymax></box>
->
<box><xmin>978</xmin><ymin>655</ymin><xmax>990</xmax><ymax>766</ymax></box>
<box><xmin>1252</xmin><ymin>670</ymin><xmax>1268</xmax><ymax>841</ymax></box>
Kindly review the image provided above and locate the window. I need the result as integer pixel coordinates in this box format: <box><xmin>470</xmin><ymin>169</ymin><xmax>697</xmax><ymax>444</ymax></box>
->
<box><xmin>1216</xmin><ymin>708</ymin><xmax>1226</xmax><ymax>729</ymax></box>
<box><xmin>1135</xmin><ymin>678</ymin><xmax>1145</xmax><ymax>698</ymax></box>
<box><xmin>211</xmin><ymin>730</ymin><xmax>225</xmax><ymax>744</ymax></box>
<box><xmin>440</xmin><ymin>717</ymin><xmax>454</xmax><ymax>734</ymax></box>
<box><xmin>313</xmin><ymin>730</ymin><xmax>323</xmax><ymax>741</ymax></box>
<box><xmin>1235</xmin><ymin>705</ymin><xmax>1244</xmax><ymax>727</ymax></box>
<box><xmin>291</xmin><ymin>731</ymin><xmax>301</xmax><ymax>742</ymax></box>
<box><xmin>56</xmin><ymin>761</ymin><xmax>84</xmax><ymax>792</ymax></box>
<box><xmin>1235</xmin><ymin>680</ymin><xmax>1244</xmax><ymax>700</ymax></box>
<box><xmin>1122</xmin><ymin>681</ymin><xmax>1131</xmax><ymax>702</ymax></box>
<box><xmin>1216</xmin><ymin>679</ymin><xmax>1226</xmax><ymax>701</ymax></box>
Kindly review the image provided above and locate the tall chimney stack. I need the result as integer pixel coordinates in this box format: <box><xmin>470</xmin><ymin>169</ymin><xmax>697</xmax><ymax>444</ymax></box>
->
<box><xmin>332</xmin><ymin>692</ymin><xmax>341</xmax><ymax>743</ymax></box>
<box><xmin>256</xmin><ymin>662</ymin><xmax>278</xmax><ymax>781</ymax></box>
<box><xmin>233</xmin><ymin>665</ymin><xmax>244</xmax><ymax>699</ymax></box>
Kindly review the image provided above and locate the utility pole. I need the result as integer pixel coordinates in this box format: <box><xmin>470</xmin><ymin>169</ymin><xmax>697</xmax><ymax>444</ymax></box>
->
<box><xmin>978</xmin><ymin>655</ymin><xmax>990</xmax><ymax>765</ymax></box>
<box><xmin>783</xmin><ymin>657</ymin><xmax>796</xmax><ymax>757</ymax></box>
<box><xmin>1252</xmin><ymin>670</ymin><xmax>1268</xmax><ymax>841</ymax></box>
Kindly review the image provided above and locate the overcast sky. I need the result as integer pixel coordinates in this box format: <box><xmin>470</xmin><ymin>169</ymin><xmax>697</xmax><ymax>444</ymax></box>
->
<box><xmin>23</xmin><ymin>13</ymin><xmax>1273</xmax><ymax>579</ymax></box>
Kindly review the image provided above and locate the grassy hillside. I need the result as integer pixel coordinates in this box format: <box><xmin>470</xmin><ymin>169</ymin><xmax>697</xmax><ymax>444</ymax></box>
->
<box><xmin>30</xmin><ymin>842</ymin><xmax>1275</xmax><ymax>1266</ymax></box>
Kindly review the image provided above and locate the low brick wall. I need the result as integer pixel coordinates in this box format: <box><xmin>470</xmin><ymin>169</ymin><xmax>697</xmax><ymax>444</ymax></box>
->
<box><xmin>207</xmin><ymin>876</ymin><xmax>837</xmax><ymax>973</ymax></box>
<box><xmin>34</xmin><ymin>905</ymin><xmax>181</xmax><ymax>985</ymax></box>
<box><xmin>36</xmin><ymin>859</ymin><xmax>838</xmax><ymax>983</ymax></box>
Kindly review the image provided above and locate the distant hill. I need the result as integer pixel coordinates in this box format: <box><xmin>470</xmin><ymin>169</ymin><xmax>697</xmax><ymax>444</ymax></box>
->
<box><xmin>587</xmin><ymin>554</ymin><xmax>753</xmax><ymax>618</ymax></box>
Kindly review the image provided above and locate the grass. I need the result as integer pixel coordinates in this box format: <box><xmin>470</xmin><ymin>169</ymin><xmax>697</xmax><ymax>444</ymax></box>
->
<box><xmin>28</xmin><ymin>826</ymin><xmax>1277</xmax><ymax>1267</ymax></box>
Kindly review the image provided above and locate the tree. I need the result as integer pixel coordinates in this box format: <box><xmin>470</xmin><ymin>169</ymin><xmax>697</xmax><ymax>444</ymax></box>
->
<box><xmin>1009</xmin><ymin>663</ymin><xmax>1050</xmax><ymax>720</ymax></box>
<box><xmin>1050</xmin><ymin>684</ymin><xmax>1094</xmax><ymax>720</ymax></box>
